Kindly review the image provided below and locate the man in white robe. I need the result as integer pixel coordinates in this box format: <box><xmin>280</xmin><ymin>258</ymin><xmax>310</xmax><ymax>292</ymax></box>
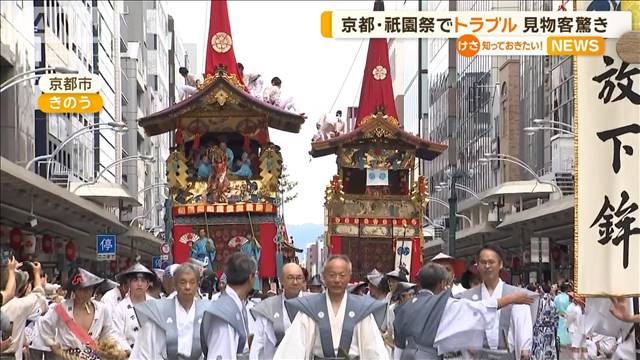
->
<box><xmin>458</xmin><ymin>245</ymin><xmax>536</xmax><ymax>360</ymax></box>
<box><xmin>179</xmin><ymin>67</ymin><xmax>200</xmax><ymax>101</ymax></box>
<box><xmin>131</xmin><ymin>263</ymin><xmax>205</xmax><ymax>360</ymax></box>
<box><xmin>201</xmin><ymin>253</ymin><xmax>257</xmax><ymax>360</ymax></box>
<box><xmin>274</xmin><ymin>255</ymin><xmax>389</xmax><ymax>360</ymax></box>
<box><xmin>250</xmin><ymin>263</ymin><xmax>305</xmax><ymax>359</ymax></box>
<box><xmin>112</xmin><ymin>263</ymin><xmax>155</xmax><ymax>350</ymax></box>
<box><xmin>393</xmin><ymin>263</ymin><xmax>536</xmax><ymax>360</ymax></box>
<box><xmin>40</xmin><ymin>268</ymin><xmax>129</xmax><ymax>358</ymax></box>
<box><xmin>101</xmin><ymin>277</ymin><xmax>129</xmax><ymax>311</ymax></box>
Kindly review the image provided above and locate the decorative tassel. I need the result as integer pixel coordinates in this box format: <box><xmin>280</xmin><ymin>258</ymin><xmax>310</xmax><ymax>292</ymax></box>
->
<box><xmin>256</xmin><ymin>128</ymin><xmax>270</xmax><ymax>145</ymax></box>
<box><xmin>175</xmin><ymin>129</ymin><xmax>183</xmax><ymax>146</ymax></box>
<box><xmin>242</xmin><ymin>134</ymin><xmax>251</xmax><ymax>153</ymax></box>
<box><xmin>193</xmin><ymin>132</ymin><xmax>201</xmax><ymax>151</ymax></box>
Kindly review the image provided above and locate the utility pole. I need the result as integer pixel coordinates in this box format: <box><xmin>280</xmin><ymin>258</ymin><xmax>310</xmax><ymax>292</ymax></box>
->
<box><xmin>447</xmin><ymin>169</ymin><xmax>465</xmax><ymax>256</ymax></box>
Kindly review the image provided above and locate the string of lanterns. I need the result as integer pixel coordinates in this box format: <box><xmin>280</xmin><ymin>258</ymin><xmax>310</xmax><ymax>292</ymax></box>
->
<box><xmin>2</xmin><ymin>225</ymin><xmax>76</xmax><ymax>261</ymax></box>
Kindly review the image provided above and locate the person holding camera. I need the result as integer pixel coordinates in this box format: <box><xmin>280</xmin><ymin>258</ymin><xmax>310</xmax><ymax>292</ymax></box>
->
<box><xmin>1</xmin><ymin>260</ymin><xmax>47</xmax><ymax>360</ymax></box>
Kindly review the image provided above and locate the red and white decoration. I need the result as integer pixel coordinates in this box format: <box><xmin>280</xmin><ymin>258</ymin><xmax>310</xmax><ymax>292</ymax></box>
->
<box><xmin>23</xmin><ymin>233</ymin><xmax>36</xmax><ymax>254</ymax></box>
<box><xmin>9</xmin><ymin>228</ymin><xmax>22</xmax><ymax>251</ymax></box>
<box><xmin>41</xmin><ymin>235</ymin><xmax>53</xmax><ymax>254</ymax></box>
<box><xmin>227</xmin><ymin>236</ymin><xmax>249</xmax><ymax>248</ymax></box>
<box><xmin>65</xmin><ymin>240</ymin><xmax>77</xmax><ymax>261</ymax></box>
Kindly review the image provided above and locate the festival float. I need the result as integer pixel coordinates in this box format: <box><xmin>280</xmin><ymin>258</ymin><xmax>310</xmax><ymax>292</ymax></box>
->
<box><xmin>310</xmin><ymin>1</ymin><xmax>446</xmax><ymax>281</ymax></box>
<box><xmin>138</xmin><ymin>0</ymin><xmax>305</xmax><ymax>287</ymax></box>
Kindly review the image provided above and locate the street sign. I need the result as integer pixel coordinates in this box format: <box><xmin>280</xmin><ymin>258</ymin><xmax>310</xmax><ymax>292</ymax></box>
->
<box><xmin>160</xmin><ymin>241</ymin><xmax>170</xmax><ymax>255</ymax></box>
<box><xmin>96</xmin><ymin>234</ymin><xmax>116</xmax><ymax>261</ymax></box>
<box><xmin>152</xmin><ymin>256</ymin><xmax>161</xmax><ymax>269</ymax></box>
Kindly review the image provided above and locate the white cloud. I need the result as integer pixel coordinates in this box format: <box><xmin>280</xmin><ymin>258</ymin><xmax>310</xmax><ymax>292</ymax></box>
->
<box><xmin>166</xmin><ymin>1</ymin><xmax>372</xmax><ymax>225</ymax></box>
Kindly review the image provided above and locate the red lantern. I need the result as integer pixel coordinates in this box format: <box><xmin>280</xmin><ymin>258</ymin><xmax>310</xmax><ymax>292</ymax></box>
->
<box><xmin>65</xmin><ymin>240</ymin><xmax>77</xmax><ymax>261</ymax></box>
<box><xmin>512</xmin><ymin>256</ymin><xmax>521</xmax><ymax>271</ymax></box>
<box><xmin>42</xmin><ymin>235</ymin><xmax>53</xmax><ymax>254</ymax></box>
<box><xmin>9</xmin><ymin>228</ymin><xmax>22</xmax><ymax>251</ymax></box>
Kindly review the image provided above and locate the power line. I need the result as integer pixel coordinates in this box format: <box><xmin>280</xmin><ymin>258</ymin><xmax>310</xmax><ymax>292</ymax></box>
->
<box><xmin>329</xmin><ymin>39</ymin><xmax>365</xmax><ymax>114</ymax></box>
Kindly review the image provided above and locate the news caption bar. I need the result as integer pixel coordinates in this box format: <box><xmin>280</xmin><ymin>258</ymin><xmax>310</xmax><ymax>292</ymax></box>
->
<box><xmin>321</xmin><ymin>11</ymin><xmax>632</xmax><ymax>56</ymax></box>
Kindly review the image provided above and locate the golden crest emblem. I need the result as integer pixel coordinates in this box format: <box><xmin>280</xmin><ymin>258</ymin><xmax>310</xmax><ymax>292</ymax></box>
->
<box><xmin>211</xmin><ymin>32</ymin><xmax>232</xmax><ymax>53</ymax></box>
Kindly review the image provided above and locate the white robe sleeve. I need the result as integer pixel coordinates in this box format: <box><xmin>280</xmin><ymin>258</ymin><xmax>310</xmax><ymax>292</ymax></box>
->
<box><xmin>112</xmin><ymin>303</ymin><xmax>131</xmax><ymax>350</ymax></box>
<box><xmin>356</xmin><ymin>314</ymin><xmax>390</xmax><ymax>360</ymax></box>
<box><xmin>205</xmin><ymin>317</ymin><xmax>240</xmax><ymax>360</ymax></box>
<box><xmin>393</xmin><ymin>347</ymin><xmax>403</xmax><ymax>360</ymax></box>
<box><xmin>249</xmin><ymin>316</ymin><xmax>270</xmax><ymax>360</ymax></box>
<box><xmin>434</xmin><ymin>298</ymin><xmax>498</xmax><ymax>354</ymax></box>
<box><xmin>508</xmin><ymin>304</ymin><xmax>533</xmax><ymax>359</ymax></box>
<box><xmin>273</xmin><ymin>313</ymin><xmax>314</xmax><ymax>360</ymax></box>
<box><xmin>99</xmin><ymin>303</ymin><xmax>131</xmax><ymax>353</ymax></box>
<box><xmin>129</xmin><ymin>321</ymin><xmax>164</xmax><ymax>360</ymax></box>
<box><xmin>37</xmin><ymin>303</ymin><xmax>58</xmax><ymax>348</ymax></box>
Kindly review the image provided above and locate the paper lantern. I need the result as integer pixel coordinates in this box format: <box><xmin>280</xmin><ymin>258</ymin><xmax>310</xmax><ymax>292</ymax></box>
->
<box><xmin>42</xmin><ymin>235</ymin><xmax>53</xmax><ymax>254</ymax></box>
<box><xmin>65</xmin><ymin>240</ymin><xmax>77</xmax><ymax>261</ymax></box>
<box><xmin>23</xmin><ymin>233</ymin><xmax>36</xmax><ymax>254</ymax></box>
<box><xmin>9</xmin><ymin>228</ymin><xmax>22</xmax><ymax>251</ymax></box>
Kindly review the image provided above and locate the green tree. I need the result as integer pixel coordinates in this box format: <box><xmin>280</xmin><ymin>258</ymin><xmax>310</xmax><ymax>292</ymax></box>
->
<box><xmin>279</xmin><ymin>165</ymin><xmax>298</xmax><ymax>205</ymax></box>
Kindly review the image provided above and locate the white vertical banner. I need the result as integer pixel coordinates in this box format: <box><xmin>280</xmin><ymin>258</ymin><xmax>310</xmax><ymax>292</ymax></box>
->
<box><xmin>395</xmin><ymin>240</ymin><xmax>412</xmax><ymax>276</ymax></box>
<box><xmin>576</xmin><ymin>38</ymin><xmax>640</xmax><ymax>296</ymax></box>
<box><xmin>531</xmin><ymin>237</ymin><xmax>540</xmax><ymax>263</ymax></box>
<box><xmin>541</xmin><ymin>237</ymin><xmax>550</xmax><ymax>263</ymax></box>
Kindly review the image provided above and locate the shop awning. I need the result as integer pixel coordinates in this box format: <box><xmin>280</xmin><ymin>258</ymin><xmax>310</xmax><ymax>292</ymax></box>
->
<box><xmin>124</xmin><ymin>227</ymin><xmax>163</xmax><ymax>246</ymax></box>
<box><xmin>479</xmin><ymin>180</ymin><xmax>556</xmax><ymax>201</ymax></box>
<box><xmin>497</xmin><ymin>195</ymin><xmax>574</xmax><ymax>229</ymax></box>
<box><xmin>0</xmin><ymin>157</ymin><xmax>128</xmax><ymax>239</ymax></box>
<box><xmin>69</xmin><ymin>181</ymin><xmax>141</xmax><ymax>208</ymax></box>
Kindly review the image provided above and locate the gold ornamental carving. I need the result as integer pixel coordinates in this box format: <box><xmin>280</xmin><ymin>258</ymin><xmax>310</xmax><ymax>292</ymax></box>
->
<box><xmin>359</xmin><ymin>112</ymin><xmax>400</xmax><ymax>129</ymax></box>
<box><xmin>364</xmin><ymin>126</ymin><xmax>394</xmax><ymax>139</ymax></box>
<box><xmin>325</xmin><ymin>175</ymin><xmax>345</xmax><ymax>206</ymax></box>
<box><xmin>166</xmin><ymin>150</ymin><xmax>189</xmax><ymax>190</ymax></box>
<box><xmin>198</xmin><ymin>66</ymin><xmax>246</xmax><ymax>92</ymax></box>
<box><xmin>213</xmin><ymin>90</ymin><xmax>229</xmax><ymax>106</ymax></box>
<box><xmin>339</xmin><ymin>147</ymin><xmax>415</xmax><ymax>170</ymax></box>
<box><xmin>258</xmin><ymin>144</ymin><xmax>282</xmax><ymax>195</ymax></box>
<box><xmin>410</xmin><ymin>176</ymin><xmax>429</xmax><ymax>209</ymax></box>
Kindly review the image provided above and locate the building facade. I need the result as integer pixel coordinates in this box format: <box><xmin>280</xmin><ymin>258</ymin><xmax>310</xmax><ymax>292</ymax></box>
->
<box><xmin>1</xmin><ymin>0</ymin><xmax>36</xmax><ymax>165</ymax></box>
<box><xmin>0</xmin><ymin>0</ymin><xmax>189</xmax><ymax>275</ymax></box>
<box><xmin>121</xmin><ymin>0</ymin><xmax>172</xmax><ymax>231</ymax></box>
<box><xmin>401</xmin><ymin>0</ymin><xmax>576</xmax><ymax>284</ymax></box>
